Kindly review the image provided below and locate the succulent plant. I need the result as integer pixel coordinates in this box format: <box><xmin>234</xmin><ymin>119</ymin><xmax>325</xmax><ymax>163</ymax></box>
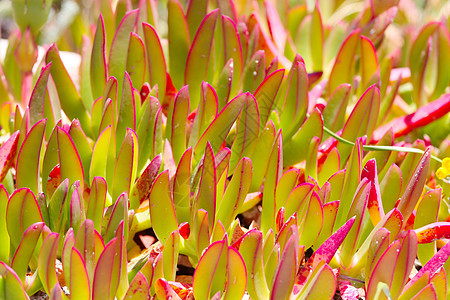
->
<box><xmin>0</xmin><ymin>0</ymin><xmax>450</xmax><ymax>299</ymax></box>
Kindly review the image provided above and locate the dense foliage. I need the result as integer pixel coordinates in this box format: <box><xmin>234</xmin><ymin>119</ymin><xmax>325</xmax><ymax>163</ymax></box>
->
<box><xmin>0</xmin><ymin>0</ymin><xmax>450</xmax><ymax>299</ymax></box>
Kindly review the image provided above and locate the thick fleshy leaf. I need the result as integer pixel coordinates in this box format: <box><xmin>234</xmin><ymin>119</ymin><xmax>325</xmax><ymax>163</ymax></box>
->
<box><xmin>223</xmin><ymin>247</ymin><xmax>246</xmax><ymax>300</ymax></box>
<box><xmin>47</xmin><ymin>179</ymin><xmax>69</xmax><ymax>233</ymax></box>
<box><xmin>108</xmin><ymin>10</ymin><xmax>138</xmax><ymax>101</ymax></box>
<box><xmin>0</xmin><ymin>262</ymin><xmax>29</xmax><ymax>300</ymax></box>
<box><xmin>185</xmin><ymin>10</ymin><xmax>219</xmax><ymax>108</ymax></box>
<box><xmin>69</xmin><ymin>181</ymin><xmax>85</xmax><ymax>236</ymax></box>
<box><xmin>397</xmin><ymin>148</ymin><xmax>431</xmax><ymax>227</ymax></box>
<box><xmin>322</xmin><ymin>84</ymin><xmax>352</xmax><ymax>133</ymax></box>
<box><xmin>136</xmin><ymin>97</ymin><xmax>162</xmax><ymax>171</ymax></box>
<box><xmin>69</xmin><ymin>119</ymin><xmax>93</xmax><ymax>184</ymax></box>
<box><xmin>11</xmin><ymin>222</ymin><xmax>44</xmax><ymax>282</ymax></box>
<box><xmin>415</xmin><ymin>222</ymin><xmax>450</xmax><ymax>244</ymax></box>
<box><xmin>186</xmin><ymin>0</ymin><xmax>207</xmax><ymax>41</ymax></box>
<box><xmin>409</xmin><ymin>22</ymin><xmax>450</xmax><ymax>105</ymax></box>
<box><xmin>6</xmin><ymin>188</ymin><xmax>43</xmax><ymax>250</ymax></box>
<box><xmin>162</xmin><ymin>230</ymin><xmax>180</xmax><ymax>281</ymax></box>
<box><xmin>415</xmin><ymin>189</ymin><xmax>440</xmax><ymax>263</ymax></box>
<box><xmin>74</xmin><ymin>219</ymin><xmax>96</xmax><ymax>288</ymax></box>
<box><xmin>298</xmin><ymin>191</ymin><xmax>323</xmax><ymax>248</ymax></box>
<box><xmin>57</xmin><ymin>127</ymin><xmax>85</xmax><ymax>193</ymax></box>
<box><xmin>335</xmin><ymin>139</ymin><xmax>363</xmax><ymax>230</ymax></box>
<box><xmin>129</xmin><ymin>154</ymin><xmax>161</xmax><ymax>210</ymax></box>
<box><xmin>193</xmin><ymin>240</ymin><xmax>227</xmax><ymax>299</ymax></box>
<box><xmin>155</xmin><ymin>278</ymin><xmax>182</xmax><ymax>300</ymax></box>
<box><xmin>149</xmin><ymin>171</ymin><xmax>178</xmax><ymax>244</ymax></box>
<box><xmin>189</xmin><ymin>83</ymin><xmax>218</xmax><ymax>148</ymax></box>
<box><xmin>216</xmin><ymin>157</ymin><xmax>252</xmax><ymax>231</ymax></box>
<box><xmin>168</xmin><ymin>0</ymin><xmax>190</xmax><ymax>89</ymax></box>
<box><xmin>366</xmin><ymin>239</ymin><xmax>401</xmax><ymax>299</ymax></box>
<box><xmin>166</xmin><ymin>87</ymin><xmax>189</xmax><ymax>163</ymax></box>
<box><xmin>216</xmin><ymin>59</ymin><xmax>234</xmax><ymax>111</ymax></box>
<box><xmin>126</xmin><ymin>32</ymin><xmax>146</xmax><ymax>89</ymax></box>
<box><xmin>89</xmin><ymin>126</ymin><xmax>112</xmax><ymax>183</ymax></box>
<box><xmin>229</xmin><ymin>94</ymin><xmax>259</xmax><ymax>171</ymax></box>
<box><xmin>361</xmin><ymin>159</ymin><xmax>384</xmax><ymax>225</ymax></box>
<box><xmin>279</xmin><ymin>58</ymin><xmax>309</xmax><ymax>142</ymax></box>
<box><xmin>222</xmin><ymin>15</ymin><xmax>243</xmax><ymax>95</ymax></box>
<box><xmin>16</xmin><ymin>119</ymin><xmax>46</xmax><ymax>195</ymax></box>
<box><xmin>38</xmin><ymin>233</ymin><xmax>60</xmax><ymax>295</ymax></box>
<box><xmin>283</xmin><ymin>108</ymin><xmax>323</xmax><ymax>166</ymax></box>
<box><xmin>391</xmin><ymin>231</ymin><xmax>418</xmax><ymax>299</ymax></box>
<box><xmin>142</xmin><ymin>23</ymin><xmax>167</xmax><ymax>102</ymax></box>
<box><xmin>194</xmin><ymin>143</ymin><xmax>216</xmax><ymax>227</ymax></box>
<box><xmin>70</xmin><ymin>247</ymin><xmax>90</xmax><ymax>300</ymax></box>
<box><xmin>92</xmin><ymin>238</ymin><xmax>117</xmax><ymax>300</ymax></box>
<box><xmin>337</xmin><ymin>85</ymin><xmax>380</xmax><ymax>163</ymax></box>
<box><xmin>86</xmin><ymin>177</ymin><xmax>107</xmax><ymax>233</ymax></box>
<box><xmin>124</xmin><ymin>271</ymin><xmax>150</xmax><ymax>299</ymax></box>
<box><xmin>339</xmin><ymin>179</ymin><xmax>371</xmax><ymax>267</ymax></box>
<box><xmin>0</xmin><ymin>185</ymin><xmax>9</xmax><ymax>262</ymax></box>
<box><xmin>299</xmin><ymin>216</ymin><xmax>355</xmax><ymax>285</ymax></box>
<box><xmin>116</xmin><ymin>72</ymin><xmax>136</xmax><ymax>152</ymax></box>
<box><xmin>261</xmin><ymin>130</ymin><xmax>282</xmax><ymax>234</ymax></box>
<box><xmin>91</xmin><ymin>15</ymin><xmax>107</xmax><ymax>100</ymax></box>
<box><xmin>270</xmin><ymin>232</ymin><xmax>298</xmax><ymax>299</ymax></box>
<box><xmin>254</xmin><ymin>69</ymin><xmax>285</xmax><ymax>130</ymax></box>
<box><xmin>327</xmin><ymin>29</ymin><xmax>360</xmax><ymax>95</ymax></box>
<box><xmin>295</xmin><ymin>261</ymin><xmax>336</xmax><ymax>300</ymax></box>
<box><xmin>29</xmin><ymin>63</ymin><xmax>51</xmax><ymax>125</ymax></box>
<box><xmin>360</xmin><ymin>36</ymin><xmax>380</xmax><ymax>91</ymax></box>
<box><xmin>193</xmin><ymin>92</ymin><xmax>246</xmax><ymax>164</ymax></box>
<box><xmin>172</xmin><ymin>149</ymin><xmax>191</xmax><ymax>224</ymax></box>
<box><xmin>112</xmin><ymin>128</ymin><xmax>138</xmax><ymax>202</ymax></box>
<box><xmin>238</xmin><ymin>229</ymin><xmax>270</xmax><ymax>300</ymax></box>
<box><xmin>45</xmin><ymin>45</ymin><xmax>91</xmax><ymax>136</ymax></box>
<box><xmin>314</xmin><ymin>200</ymin><xmax>339</xmax><ymax>248</ymax></box>
<box><xmin>104</xmin><ymin>193</ymin><xmax>128</xmax><ymax>243</ymax></box>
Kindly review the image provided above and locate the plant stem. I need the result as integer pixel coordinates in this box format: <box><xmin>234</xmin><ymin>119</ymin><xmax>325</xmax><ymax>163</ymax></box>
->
<box><xmin>322</xmin><ymin>126</ymin><xmax>443</xmax><ymax>163</ymax></box>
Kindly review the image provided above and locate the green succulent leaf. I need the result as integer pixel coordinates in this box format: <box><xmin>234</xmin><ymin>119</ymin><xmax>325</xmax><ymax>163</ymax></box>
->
<box><xmin>91</xmin><ymin>15</ymin><xmax>108</xmax><ymax>100</ymax></box>
<box><xmin>327</xmin><ymin>29</ymin><xmax>360</xmax><ymax>95</ymax></box>
<box><xmin>16</xmin><ymin>119</ymin><xmax>46</xmax><ymax>195</ymax></box>
<box><xmin>92</xmin><ymin>238</ymin><xmax>117</xmax><ymax>300</ymax></box>
<box><xmin>149</xmin><ymin>171</ymin><xmax>178</xmax><ymax>244</ymax></box>
<box><xmin>270</xmin><ymin>229</ymin><xmax>298</xmax><ymax>300</ymax></box>
<box><xmin>57</xmin><ymin>127</ymin><xmax>85</xmax><ymax>193</ymax></box>
<box><xmin>166</xmin><ymin>86</ymin><xmax>189</xmax><ymax>163</ymax></box>
<box><xmin>112</xmin><ymin>128</ymin><xmax>138</xmax><ymax>202</ymax></box>
<box><xmin>0</xmin><ymin>262</ymin><xmax>29</xmax><ymax>300</ymax></box>
<box><xmin>238</xmin><ymin>229</ymin><xmax>270</xmax><ymax>300</ymax></box>
<box><xmin>70</xmin><ymin>247</ymin><xmax>91</xmax><ymax>300</ymax></box>
<box><xmin>6</xmin><ymin>188</ymin><xmax>43</xmax><ymax>250</ymax></box>
<box><xmin>168</xmin><ymin>0</ymin><xmax>190</xmax><ymax>89</ymax></box>
<box><xmin>222</xmin><ymin>15</ymin><xmax>243</xmax><ymax>95</ymax></box>
<box><xmin>126</xmin><ymin>32</ymin><xmax>146</xmax><ymax>89</ymax></box>
<box><xmin>397</xmin><ymin>148</ymin><xmax>431</xmax><ymax>228</ymax></box>
<box><xmin>185</xmin><ymin>9</ymin><xmax>219</xmax><ymax>109</ymax></box>
<box><xmin>216</xmin><ymin>157</ymin><xmax>252</xmax><ymax>231</ymax></box>
<box><xmin>11</xmin><ymin>222</ymin><xmax>44</xmax><ymax>283</ymax></box>
<box><xmin>38</xmin><ymin>233</ymin><xmax>60</xmax><ymax>295</ymax></box>
<box><xmin>124</xmin><ymin>271</ymin><xmax>150</xmax><ymax>299</ymax></box>
<box><xmin>46</xmin><ymin>45</ymin><xmax>91</xmax><ymax>136</ymax></box>
<box><xmin>29</xmin><ymin>63</ymin><xmax>51</xmax><ymax>126</ymax></box>
<box><xmin>193</xmin><ymin>240</ymin><xmax>228</xmax><ymax>299</ymax></box>
<box><xmin>108</xmin><ymin>10</ymin><xmax>138</xmax><ymax>102</ymax></box>
<box><xmin>193</xmin><ymin>92</ymin><xmax>247</xmax><ymax>164</ymax></box>
<box><xmin>142</xmin><ymin>23</ymin><xmax>167</xmax><ymax>102</ymax></box>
